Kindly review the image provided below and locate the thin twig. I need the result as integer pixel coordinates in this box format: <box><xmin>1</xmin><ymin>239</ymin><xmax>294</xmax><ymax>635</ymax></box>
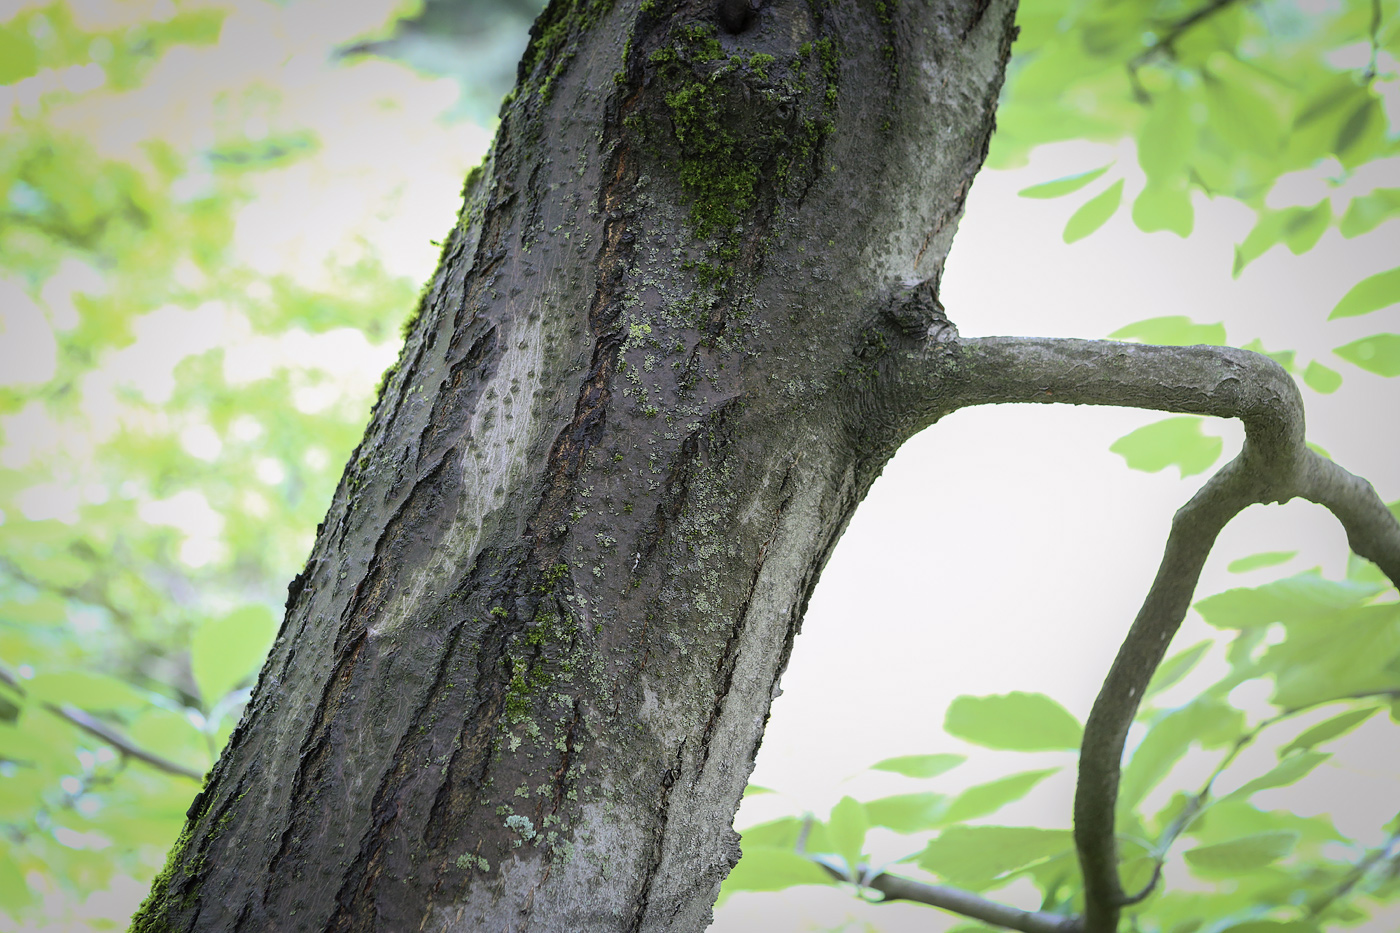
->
<box><xmin>0</xmin><ymin>664</ymin><xmax>204</xmax><ymax>782</ymax></box>
<box><xmin>1131</xmin><ymin>0</ymin><xmax>1244</xmax><ymax>70</ymax></box>
<box><xmin>805</xmin><ymin>853</ymin><xmax>1081</xmax><ymax>933</ymax></box>
<box><xmin>1306</xmin><ymin>827</ymin><xmax>1400</xmax><ymax>919</ymax></box>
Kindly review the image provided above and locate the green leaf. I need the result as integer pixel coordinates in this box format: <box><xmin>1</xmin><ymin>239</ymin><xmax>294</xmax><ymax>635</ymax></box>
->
<box><xmin>737</xmin><ymin>816</ymin><xmax>808</xmax><ymax>850</ymax></box>
<box><xmin>24</xmin><ymin>670</ymin><xmax>151</xmax><ymax>712</ymax></box>
<box><xmin>828</xmin><ymin>796</ymin><xmax>867</xmax><ymax>875</ymax></box>
<box><xmin>1120</xmin><ymin>697</ymin><xmax>1244</xmax><ymax>811</ymax></box>
<box><xmin>191</xmin><ymin>605</ymin><xmax>278</xmax><ymax>705</ymax></box>
<box><xmin>1227</xmin><ymin>552</ymin><xmax>1298</xmax><ymax>573</ymax></box>
<box><xmin>1280</xmin><ymin>707</ymin><xmax>1379</xmax><ymax>756</ymax></box>
<box><xmin>1109</xmin><ymin>416</ymin><xmax>1223</xmax><ymax>477</ymax></box>
<box><xmin>868</xmin><ymin>753</ymin><xmax>965</xmax><ymax>779</ymax></box>
<box><xmin>918</xmin><ymin>825</ymin><xmax>1074</xmax><ymax>885</ymax></box>
<box><xmin>1217</xmin><ymin>921</ymin><xmax>1320</xmax><ymax>933</ymax></box>
<box><xmin>1063</xmin><ymin>179</ymin><xmax>1124</xmax><ymax>243</ymax></box>
<box><xmin>941</xmin><ymin>769</ymin><xmax>1058</xmax><ymax>824</ymax></box>
<box><xmin>1339</xmin><ymin>188</ymin><xmax>1400</xmax><ymax>238</ymax></box>
<box><xmin>1226</xmin><ymin>751</ymin><xmax>1329</xmax><ymax>799</ymax></box>
<box><xmin>1017</xmin><ymin>164</ymin><xmax>1111</xmax><ymax>199</ymax></box>
<box><xmin>1282</xmin><ymin>201</ymin><xmax>1331</xmax><ymax>255</ymax></box>
<box><xmin>1109</xmin><ymin>316</ymin><xmax>1226</xmax><ymax>347</ymax></box>
<box><xmin>1183</xmin><ymin>830</ymin><xmax>1298</xmax><ymax>877</ymax></box>
<box><xmin>1335</xmin><ymin>97</ymin><xmax>1385</xmax><ymax>168</ymax></box>
<box><xmin>1302</xmin><ymin>361</ymin><xmax>1342</xmax><ymax>394</ymax></box>
<box><xmin>944</xmin><ymin>692</ymin><xmax>1083</xmax><ymax>750</ymax></box>
<box><xmin>0</xmin><ymin>847</ymin><xmax>31</xmax><ymax>911</ymax></box>
<box><xmin>743</xmin><ymin>784</ymin><xmax>774</xmax><ymax>797</ymax></box>
<box><xmin>1145</xmin><ymin>640</ymin><xmax>1212</xmax><ymax>698</ymax></box>
<box><xmin>1333</xmin><ymin>334</ymin><xmax>1400</xmax><ymax>377</ymax></box>
<box><xmin>1137</xmin><ymin>90</ymin><xmax>1194</xmax><ymax>181</ymax></box>
<box><xmin>1132</xmin><ymin>181</ymin><xmax>1194</xmax><ymax>236</ymax></box>
<box><xmin>722</xmin><ymin>847</ymin><xmax>834</xmax><ymax>895</ymax></box>
<box><xmin>1196</xmin><ymin>571</ymin><xmax>1381</xmax><ymax>629</ymax></box>
<box><xmin>1328</xmin><ymin>267</ymin><xmax>1400</xmax><ymax>319</ymax></box>
<box><xmin>863</xmin><ymin>792</ymin><xmax>950</xmax><ymax>833</ymax></box>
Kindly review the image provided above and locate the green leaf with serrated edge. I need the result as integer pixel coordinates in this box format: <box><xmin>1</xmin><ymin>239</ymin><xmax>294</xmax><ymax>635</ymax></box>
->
<box><xmin>1281</xmin><ymin>707</ymin><xmax>1380</xmax><ymax>757</ymax></box>
<box><xmin>24</xmin><ymin>670</ymin><xmax>151</xmax><ymax>712</ymax></box>
<box><xmin>1228</xmin><ymin>552</ymin><xmax>1298</xmax><ymax>573</ymax></box>
<box><xmin>863</xmin><ymin>792</ymin><xmax>949</xmax><ymax>833</ymax></box>
<box><xmin>828</xmin><ymin>796</ymin><xmax>867</xmax><ymax>876</ymax></box>
<box><xmin>1120</xmin><ymin>697</ymin><xmax>1244</xmax><ymax>812</ymax></box>
<box><xmin>918</xmin><ymin>826</ymin><xmax>1073</xmax><ymax>885</ymax></box>
<box><xmin>191</xmin><ymin>605</ymin><xmax>277</xmax><ymax>705</ymax></box>
<box><xmin>941</xmin><ymin>770</ymin><xmax>1058</xmax><ymax>825</ymax></box>
<box><xmin>869</xmin><ymin>753</ymin><xmax>965</xmax><ymax>779</ymax></box>
<box><xmin>1109</xmin><ymin>416</ymin><xmax>1223</xmax><ymax>478</ymax></box>
<box><xmin>1063</xmin><ymin>179</ymin><xmax>1124</xmax><ymax>243</ymax></box>
<box><xmin>721</xmin><ymin>847</ymin><xmax>834</xmax><ymax>897</ymax></box>
<box><xmin>1017</xmin><ymin>164</ymin><xmax>1111</xmax><ymax>199</ymax></box>
<box><xmin>944</xmin><ymin>692</ymin><xmax>1082</xmax><ymax>750</ymax></box>
<box><xmin>1109</xmin><ymin>316</ymin><xmax>1226</xmax><ymax>346</ymax></box>
<box><xmin>1329</xmin><ymin>267</ymin><xmax>1400</xmax><ymax>319</ymax></box>
<box><xmin>1183</xmin><ymin>831</ymin><xmax>1298</xmax><ymax>877</ymax></box>
<box><xmin>1145</xmin><ymin>640</ymin><xmax>1211</xmax><ymax>698</ymax></box>
<box><xmin>1302</xmin><ymin>361</ymin><xmax>1342</xmax><ymax>394</ymax></box>
<box><xmin>1196</xmin><ymin>571</ymin><xmax>1381</xmax><ymax>629</ymax></box>
<box><xmin>1334</xmin><ymin>334</ymin><xmax>1400</xmax><ymax>376</ymax></box>
<box><xmin>1226</xmin><ymin>751</ymin><xmax>1329</xmax><ymax>799</ymax></box>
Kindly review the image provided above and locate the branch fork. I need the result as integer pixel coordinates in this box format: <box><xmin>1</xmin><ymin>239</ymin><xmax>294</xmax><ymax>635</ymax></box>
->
<box><xmin>823</xmin><ymin>329</ymin><xmax>1400</xmax><ymax>931</ymax></box>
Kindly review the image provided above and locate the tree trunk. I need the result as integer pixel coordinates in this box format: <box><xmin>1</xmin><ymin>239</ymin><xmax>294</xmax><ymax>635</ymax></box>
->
<box><xmin>132</xmin><ymin>0</ymin><xmax>1017</xmax><ymax>929</ymax></box>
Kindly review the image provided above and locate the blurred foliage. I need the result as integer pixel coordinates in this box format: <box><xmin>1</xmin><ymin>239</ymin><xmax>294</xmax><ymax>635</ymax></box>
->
<box><xmin>0</xmin><ymin>0</ymin><xmax>484</xmax><ymax>925</ymax></box>
<box><xmin>0</xmin><ymin>0</ymin><xmax>1395</xmax><ymax>930</ymax></box>
<box><xmin>729</xmin><ymin>556</ymin><xmax>1400</xmax><ymax>930</ymax></box>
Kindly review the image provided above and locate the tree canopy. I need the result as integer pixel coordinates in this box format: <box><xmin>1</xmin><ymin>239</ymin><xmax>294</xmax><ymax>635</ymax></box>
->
<box><xmin>0</xmin><ymin>0</ymin><xmax>1396</xmax><ymax>930</ymax></box>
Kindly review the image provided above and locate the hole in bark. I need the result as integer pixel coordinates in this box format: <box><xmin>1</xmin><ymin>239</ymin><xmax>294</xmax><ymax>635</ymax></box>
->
<box><xmin>715</xmin><ymin>0</ymin><xmax>758</xmax><ymax>34</ymax></box>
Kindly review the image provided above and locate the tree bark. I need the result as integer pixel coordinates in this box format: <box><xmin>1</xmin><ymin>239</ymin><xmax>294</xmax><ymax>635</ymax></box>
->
<box><xmin>131</xmin><ymin>0</ymin><xmax>1018</xmax><ymax>930</ymax></box>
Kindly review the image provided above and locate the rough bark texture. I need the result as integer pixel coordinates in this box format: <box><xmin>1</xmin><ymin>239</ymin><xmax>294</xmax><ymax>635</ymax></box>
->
<box><xmin>132</xmin><ymin>0</ymin><xmax>1018</xmax><ymax>930</ymax></box>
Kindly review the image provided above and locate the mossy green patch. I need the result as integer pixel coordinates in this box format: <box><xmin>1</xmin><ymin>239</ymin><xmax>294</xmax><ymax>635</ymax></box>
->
<box><xmin>518</xmin><ymin>0</ymin><xmax>618</xmax><ymax>103</ymax></box>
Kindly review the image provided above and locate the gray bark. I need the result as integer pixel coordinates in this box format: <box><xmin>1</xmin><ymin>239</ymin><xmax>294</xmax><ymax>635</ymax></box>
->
<box><xmin>132</xmin><ymin>0</ymin><xmax>1019</xmax><ymax>930</ymax></box>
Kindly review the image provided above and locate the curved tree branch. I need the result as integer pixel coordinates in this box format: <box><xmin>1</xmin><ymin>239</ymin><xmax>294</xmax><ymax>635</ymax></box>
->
<box><xmin>887</xmin><ymin>334</ymin><xmax>1400</xmax><ymax>932</ymax></box>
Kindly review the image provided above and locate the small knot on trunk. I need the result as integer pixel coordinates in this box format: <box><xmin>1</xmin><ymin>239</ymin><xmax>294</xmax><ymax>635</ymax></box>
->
<box><xmin>885</xmin><ymin>277</ymin><xmax>957</xmax><ymax>341</ymax></box>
